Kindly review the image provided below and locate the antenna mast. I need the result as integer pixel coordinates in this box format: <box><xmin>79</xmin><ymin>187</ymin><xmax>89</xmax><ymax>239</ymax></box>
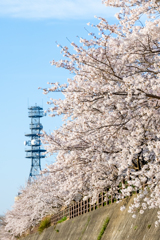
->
<box><xmin>24</xmin><ymin>105</ymin><xmax>46</xmax><ymax>181</ymax></box>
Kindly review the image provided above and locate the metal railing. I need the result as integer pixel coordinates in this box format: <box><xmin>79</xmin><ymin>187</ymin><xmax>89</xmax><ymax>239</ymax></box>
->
<box><xmin>30</xmin><ymin>124</ymin><xmax>43</xmax><ymax>129</ymax></box>
<box><xmin>28</xmin><ymin>111</ymin><xmax>44</xmax><ymax>118</ymax></box>
<box><xmin>26</xmin><ymin>152</ymin><xmax>45</xmax><ymax>158</ymax></box>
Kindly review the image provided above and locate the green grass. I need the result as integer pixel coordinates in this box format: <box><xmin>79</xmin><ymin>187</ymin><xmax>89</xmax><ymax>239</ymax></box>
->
<box><xmin>38</xmin><ymin>217</ymin><xmax>51</xmax><ymax>233</ymax></box>
<box><xmin>134</xmin><ymin>226</ymin><xmax>138</xmax><ymax>230</ymax></box>
<box><xmin>148</xmin><ymin>224</ymin><xmax>151</xmax><ymax>229</ymax></box>
<box><xmin>57</xmin><ymin>216</ymin><xmax>67</xmax><ymax>224</ymax></box>
<box><xmin>97</xmin><ymin>217</ymin><xmax>110</xmax><ymax>240</ymax></box>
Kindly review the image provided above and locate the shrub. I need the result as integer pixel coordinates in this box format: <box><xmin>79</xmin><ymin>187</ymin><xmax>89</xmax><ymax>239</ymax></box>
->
<box><xmin>38</xmin><ymin>216</ymin><xmax>51</xmax><ymax>233</ymax></box>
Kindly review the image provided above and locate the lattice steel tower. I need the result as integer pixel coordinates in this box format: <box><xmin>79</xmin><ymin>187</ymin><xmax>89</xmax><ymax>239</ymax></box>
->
<box><xmin>24</xmin><ymin>105</ymin><xmax>46</xmax><ymax>181</ymax></box>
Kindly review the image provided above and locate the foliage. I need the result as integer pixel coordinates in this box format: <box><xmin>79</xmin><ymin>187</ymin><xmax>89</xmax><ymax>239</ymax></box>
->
<box><xmin>3</xmin><ymin>0</ymin><xmax>160</xmax><ymax>238</ymax></box>
<box><xmin>97</xmin><ymin>217</ymin><xmax>110</xmax><ymax>240</ymax></box>
<box><xmin>57</xmin><ymin>216</ymin><xmax>67</xmax><ymax>224</ymax></box>
<box><xmin>38</xmin><ymin>217</ymin><xmax>51</xmax><ymax>233</ymax></box>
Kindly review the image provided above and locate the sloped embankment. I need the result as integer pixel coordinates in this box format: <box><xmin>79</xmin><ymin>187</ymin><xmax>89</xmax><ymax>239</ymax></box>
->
<box><xmin>22</xmin><ymin>195</ymin><xmax>160</xmax><ymax>240</ymax></box>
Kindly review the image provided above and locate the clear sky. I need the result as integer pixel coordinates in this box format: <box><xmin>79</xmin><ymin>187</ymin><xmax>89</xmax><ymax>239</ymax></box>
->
<box><xmin>0</xmin><ymin>0</ymin><xmax>117</xmax><ymax>216</ymax></box>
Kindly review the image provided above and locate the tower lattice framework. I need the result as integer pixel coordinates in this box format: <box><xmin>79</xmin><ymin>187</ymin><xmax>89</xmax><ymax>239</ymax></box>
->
<box><xmin>24</xmin><ymin>105</ymin><xmax>46</xmax><ymax>181</ymax></box>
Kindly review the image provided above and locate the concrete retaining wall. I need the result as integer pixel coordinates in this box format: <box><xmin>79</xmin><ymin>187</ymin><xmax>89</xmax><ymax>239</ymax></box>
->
<box><xmin>22</xmin><ymin>195</ymin><xmax>160</xmax><ymax>240</ymax></box>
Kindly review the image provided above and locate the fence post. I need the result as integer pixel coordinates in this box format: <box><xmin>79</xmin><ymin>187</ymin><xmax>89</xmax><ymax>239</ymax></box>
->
<box><xmin>97</xmin><ymin>194</ymin><xmax>99</xmax><ymax>209</ymax></box>
<box><xmin>106</xmin><ymin>191</ymin><xmax>108</xmax><ymax>205</ymax></box>
<box><xmin>81</xmin><ymin>200</ymin><xmax>82</xmax><ymax>215</ymax></box>
<box><xmin>111</xmin><ymin>187</ymin><xmax>113</xmax><ymax>204</ymax></box>
<box><xmin>103</xmin><ymin>192</ymin><xmax>105</xmax><ymax>206</ymax></box>
<box><xmin>69</xmin><ymin>205</ymin><xmax>71</xmax><ymax>219</ymax></box>
<box><xmin>90</xmin><ymin>198</ymin><xmax>91</xmax><ymax>212</ymax></box>
<box><xmin>86</xmin><ymin>199</ymin><xmax>87</xmax><ymax>213</ymax></box>
<box><xmin>78</xmin><ymin>201</ymin><xmax>79</xmax><ymax>216</ymax></box>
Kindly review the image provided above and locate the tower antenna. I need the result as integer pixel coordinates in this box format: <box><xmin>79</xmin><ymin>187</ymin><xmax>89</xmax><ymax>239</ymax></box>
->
<box><xmin>24</xmin><ymin>104</ymin><xmax>46</xmax><ymax>182</ymax></box>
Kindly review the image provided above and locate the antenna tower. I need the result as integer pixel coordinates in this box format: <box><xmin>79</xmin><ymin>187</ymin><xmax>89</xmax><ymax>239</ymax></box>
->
<box><xmin>24</xmin><ymin>105</ymin><xmax>46</xmax><ymax>181</ymax></box>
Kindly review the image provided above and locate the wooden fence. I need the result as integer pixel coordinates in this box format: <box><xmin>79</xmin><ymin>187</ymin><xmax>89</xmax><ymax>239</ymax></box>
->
<box><xmin>51</xmin><ymin>177</ymin><xmax>143</xmax><ymax>225</ymax></box>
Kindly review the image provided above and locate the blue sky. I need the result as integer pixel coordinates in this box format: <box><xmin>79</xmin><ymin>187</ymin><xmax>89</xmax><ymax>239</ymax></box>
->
<box><xmin>0</xmin><ymin>0</ymin><xmax>117</xmax><ymax>215</ymax></box>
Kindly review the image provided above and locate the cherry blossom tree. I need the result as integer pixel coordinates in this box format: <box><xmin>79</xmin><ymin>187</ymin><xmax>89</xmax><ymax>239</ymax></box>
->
<box><xmin>3</xmin><ymin>0</ymin><xmax>160</xmax><ymax>238</ymax></box>
<box><xmin>41</xmin><ymin>0</ymin><xmax>160</xmax><ymax>227</ymax></box>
